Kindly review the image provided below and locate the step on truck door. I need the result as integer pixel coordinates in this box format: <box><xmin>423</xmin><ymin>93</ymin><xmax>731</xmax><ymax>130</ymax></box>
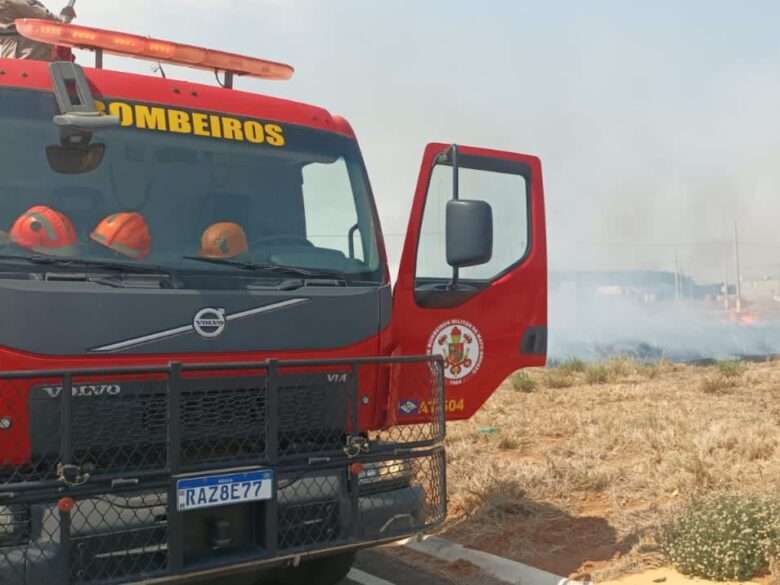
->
<box><xmin>392</xmin><ymin>143</ymin><xmax>547</xmax><ymax>421</ymax></box>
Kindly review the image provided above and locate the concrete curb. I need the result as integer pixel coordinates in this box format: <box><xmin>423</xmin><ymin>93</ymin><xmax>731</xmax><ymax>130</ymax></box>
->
<box><xmin>401</xmin><ymin>535</ymin><xmax>592</xmax><ymax>585</ymax></box>
<box><xmin>348</xmin><ymin>567</ymin><xmax>396</xmax><ymax>585</ymax></box>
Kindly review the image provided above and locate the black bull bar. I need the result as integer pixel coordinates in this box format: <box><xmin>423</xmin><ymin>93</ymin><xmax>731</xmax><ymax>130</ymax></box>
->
<box><xmin>0</xmin><ymin>355</ymin><xmax>446</xmax><ymax>585</ymax></box>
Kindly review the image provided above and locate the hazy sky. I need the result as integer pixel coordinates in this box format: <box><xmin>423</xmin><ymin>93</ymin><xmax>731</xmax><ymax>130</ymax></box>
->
<box><xmin>62</xmin><ymin>1</ymin><xmax>780</xmax><ymax>282</ymax></box>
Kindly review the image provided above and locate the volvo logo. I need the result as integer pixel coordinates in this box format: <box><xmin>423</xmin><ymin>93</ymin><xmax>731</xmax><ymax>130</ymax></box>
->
<box><xmin>92</xmin><ymin>299</ymin><xmax>310</xmax><ymax>353</ymax></box>
<box><xmin>193</xmin><ymin>308</ymin><xmax>227</xmax><ymax>338</ymax></box>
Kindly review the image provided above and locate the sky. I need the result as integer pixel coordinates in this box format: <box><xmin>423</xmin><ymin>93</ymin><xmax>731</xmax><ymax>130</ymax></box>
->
<box><xmin>60</xmin><ymin>0</ymin><xmax>780</xmax><ymax>283</ymax></box>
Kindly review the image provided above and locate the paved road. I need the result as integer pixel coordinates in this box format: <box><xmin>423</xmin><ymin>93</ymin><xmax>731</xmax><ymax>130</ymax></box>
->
<box><xmin>342</xmin><ymin>549</ymin><xmax>460</xmax><ymax>585</ymax></box>
<box><xmin>203</xmin><ymin>548</ymin><xmax>465</xmax><ymax>585</ymax></box>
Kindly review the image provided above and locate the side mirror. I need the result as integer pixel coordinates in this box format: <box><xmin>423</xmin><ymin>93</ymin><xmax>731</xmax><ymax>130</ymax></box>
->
<box><xmin>446</xmin><ymin>199</ymin><xmax>493</xmax><ymax>268</ymax></box>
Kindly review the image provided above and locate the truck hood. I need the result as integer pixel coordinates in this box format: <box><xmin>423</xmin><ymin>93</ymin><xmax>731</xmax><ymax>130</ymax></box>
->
<box><xmin>0</xmin><ymin>279</ymin><xmax>390</xmax><ymax>355</ymax></box>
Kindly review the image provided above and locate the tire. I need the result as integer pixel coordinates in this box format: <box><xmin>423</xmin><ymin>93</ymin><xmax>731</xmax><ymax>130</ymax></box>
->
<box><xmin>272</xmin><ymin>551</ymin><xmax>356</xmax><ymax>585</ymax></box>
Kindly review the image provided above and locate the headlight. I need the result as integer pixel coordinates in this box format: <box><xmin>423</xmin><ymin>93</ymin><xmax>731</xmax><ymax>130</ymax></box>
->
<box><xmin>358</xmin><ymin>460</ymin><xmax>414</xmax><ymax>492</ymax></box>
<box><xmin>0</xmin><ymin>505</ymin><xmax>30</xmax><ymax>547</ymax></box>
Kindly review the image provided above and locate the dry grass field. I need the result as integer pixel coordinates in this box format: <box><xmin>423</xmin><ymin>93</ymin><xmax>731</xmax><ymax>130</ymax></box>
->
<box><xmin>441</xmin><ymin>358</ymin><xmax>780</xmax><ymax>582</ymax></box>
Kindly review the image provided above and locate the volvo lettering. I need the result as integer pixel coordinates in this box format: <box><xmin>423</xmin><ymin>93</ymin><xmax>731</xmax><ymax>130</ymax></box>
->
<box><xmin>38</xmin><ymin>384</ymin><xmax>122</xmax><ymax>399</ymax></box>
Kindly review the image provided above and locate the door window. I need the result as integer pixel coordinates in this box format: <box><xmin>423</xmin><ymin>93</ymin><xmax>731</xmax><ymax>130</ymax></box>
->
<box><xmin>416</xmin><ymin>162</ymin><xmax>529</xmax><ymax>280</ymax></box>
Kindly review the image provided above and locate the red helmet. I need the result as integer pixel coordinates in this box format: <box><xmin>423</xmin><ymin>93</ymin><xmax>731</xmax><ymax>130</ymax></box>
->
<box><xmin>10</xmin><ymin>206</ymin><xmax>78</xmax><ymax>256</ymax></box>
<box><xmin>91</xmin><ymin>213</ymin><xmax>151</xmax><ymax>260</ymax></box>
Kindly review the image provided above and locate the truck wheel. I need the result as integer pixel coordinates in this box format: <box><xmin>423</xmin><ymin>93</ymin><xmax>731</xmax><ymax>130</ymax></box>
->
<box><xmin>273</xmin><ymin>551</ymin><xmax>356</xmax><ymax>585</ymax></box>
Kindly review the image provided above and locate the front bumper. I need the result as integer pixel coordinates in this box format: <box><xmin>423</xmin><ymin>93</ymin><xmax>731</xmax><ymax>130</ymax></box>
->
<box><xmin>0</xmin><ymin>355</ymin><xmax>446</xmax><ymax>585</ymax></box>
<box><xmin>3</xmin><ymin>448</ymin><xmax>445</xmax><ymax>585</ymax></box>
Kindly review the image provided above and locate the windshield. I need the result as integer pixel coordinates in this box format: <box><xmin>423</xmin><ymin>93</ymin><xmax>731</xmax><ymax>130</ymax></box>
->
<box><xmin>0</xmin><ymin>87</ymin><xmax>383</xmax><ymax>283</ymax></box>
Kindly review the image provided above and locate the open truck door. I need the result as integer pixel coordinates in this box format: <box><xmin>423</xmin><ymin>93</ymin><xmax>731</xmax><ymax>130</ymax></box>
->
<box><xmin>392</xmin><ymin>143</ymin><xmax>547</xmax><ymax>421</ymax></box>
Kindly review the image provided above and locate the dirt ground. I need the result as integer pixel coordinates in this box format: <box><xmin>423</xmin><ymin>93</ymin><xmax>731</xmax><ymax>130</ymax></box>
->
<box><xmin>600</xmin><ymin>567</ymin><xmax>771</xmax><ymax>585</ymax></box>
<box><xmin>440</xmin><ymin>358</ymin><xmax>780</xmax><ymax>582</ymax></box>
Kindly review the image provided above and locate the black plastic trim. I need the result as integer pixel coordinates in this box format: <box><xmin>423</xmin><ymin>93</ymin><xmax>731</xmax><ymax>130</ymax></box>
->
<box><xmin>414</xmin><ymin>279</ymin><xmax>489</xmax><ymax>309</ymax></box>
<box><xmin>521</xmin><ymin>326</ymin><xmax>547</xmax><ymax>356</ymax></box>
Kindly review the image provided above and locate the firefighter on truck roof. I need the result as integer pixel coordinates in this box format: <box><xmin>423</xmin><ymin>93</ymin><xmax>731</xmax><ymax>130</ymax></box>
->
<box><xmin>0</xmin><ymin>0</ymin><xmax>75</xmax><ymax>60</ymax></box>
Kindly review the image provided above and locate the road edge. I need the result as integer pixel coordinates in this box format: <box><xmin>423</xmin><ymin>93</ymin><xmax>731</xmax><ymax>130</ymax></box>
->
<box><xmin>399</xmin><ymin>535</ymin><xmax>592</xmax><ymax>585</ymax></box>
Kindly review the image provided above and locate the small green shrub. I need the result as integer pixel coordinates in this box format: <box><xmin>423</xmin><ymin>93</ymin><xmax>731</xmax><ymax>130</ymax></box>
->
<box><xmin>498</xmin><ymin>435</ymin><xmax>521</xmax><ymax>450</ymax></box>
<box><xmin>543</xmin><ymin>370</ymin><xmax>574</xmax><ymax>389</ymax></box>
<box><xmin>558</xmin><ymin>358</ymin><xmax>587</xmax><ymax>374</ymax></box>
<box><xmin>585</xmin><ymin>364</ymin><xmax>610</xmax><ymax>385</ymax></box>
<box><xmin>700</xmin><ymin>375</ymin><xmax>737</xmax><ymax>395</ymax></box>
<box><xmin>511</xmin><ymin>371</ymin><xmax>537</xmax><ymax>393</ymax></box>
<box><xmin>605</xmin><ymin>356</ymin><xmax>637</xmax><ymax>379</ymax></box>
<box><xmin>718</xmin><ymin>360</ymin><xmax>747</xmax><ymax>379</ymax></box>
<box><xmin>638</xmin><ymin>358</ymin><xmax>674</xmax><ymax>380</ymax></box>
<box><xmin>639</xmin><ymin>363</ymin><xmax>661</xmax><ymax>379</ymax></box>
<box><xmin>660</xmin><ymin>495</ymin><xmax>780</xmax><ymax>581</ymax></box>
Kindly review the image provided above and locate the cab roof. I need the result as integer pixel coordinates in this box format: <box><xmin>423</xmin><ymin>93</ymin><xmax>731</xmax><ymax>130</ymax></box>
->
<box><xmin>0</xmin><ymin>58</ymin><xmax>355</xmax><ymax>138</ymax></box>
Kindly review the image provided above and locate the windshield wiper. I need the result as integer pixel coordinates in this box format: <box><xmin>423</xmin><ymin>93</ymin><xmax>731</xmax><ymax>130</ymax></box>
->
<box><xmin>0</xmin><ymin>254</ymin><xmax>175</xmax><ymax>275</ymax></box>
<box><xmin>181</xmin><ymin>256</ymin><xmax>347</xmax><ymax>280</ymax></box>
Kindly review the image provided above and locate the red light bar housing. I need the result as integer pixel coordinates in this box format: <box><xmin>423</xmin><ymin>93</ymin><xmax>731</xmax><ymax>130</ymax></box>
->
<box><xmin>15</xmin><ymin>19</ymin><xmax>294</xmax><ymax>81</ymax></box>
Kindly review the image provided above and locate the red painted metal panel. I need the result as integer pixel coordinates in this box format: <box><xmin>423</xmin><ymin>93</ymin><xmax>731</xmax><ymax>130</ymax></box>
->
<box><xmin>391</xmin><ymin>143</ymin><xmax>548</xmax><ymax>421</ymax></box>
<box><xmin>0</xmin><ymin>58</ymin><xmax>354</xmax><ymax>137</ymax></box>
<box><xmin>0</xmin><ymin>333</ymin><xmax>388</xmax><ymax>465</ymax></box>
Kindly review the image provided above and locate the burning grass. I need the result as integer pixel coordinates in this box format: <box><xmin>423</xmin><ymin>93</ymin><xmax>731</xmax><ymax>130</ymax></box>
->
<box><xmin>442</xmin><ymin>357</ymin><xmax>780</xmax><ymax>582</ymax></box>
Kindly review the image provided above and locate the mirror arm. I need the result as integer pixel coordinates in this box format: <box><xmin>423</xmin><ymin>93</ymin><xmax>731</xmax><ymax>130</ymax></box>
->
<box><xmin>348</xmin><ymin>223</ymin><xmax>359</xmax><ymax>259</ymax></box>
<box><xmin>54</xmin><ymin>112</ymin><xmax>121</xmax><ymax>130</ymax></box>
<box><xmin>452</xmin><ymin>143</ymin><xmax>459</xmax><ymax>201</ymax></box>
<box><xmin>451</xmin><ymin>265</ymin><xmax>460</xmax><ymax>292</ymax></box>
<box><xmin>449</xmin><ymin>144</ymin><xmax>460</xmax><ymax>290</ymax></box>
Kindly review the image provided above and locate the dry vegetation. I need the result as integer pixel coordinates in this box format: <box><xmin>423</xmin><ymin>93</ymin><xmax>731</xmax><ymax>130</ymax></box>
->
<box><xmin>442</xmin><ymin>358</ymin><xmax>780</xmax><ymax>582</ymax></box>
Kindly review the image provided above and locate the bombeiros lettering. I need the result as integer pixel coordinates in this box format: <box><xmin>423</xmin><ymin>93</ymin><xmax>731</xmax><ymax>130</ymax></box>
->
<box><xmin>96</xmin><ymin>100</ymin><xmax>286</xmax><ymax>148</ymax></box>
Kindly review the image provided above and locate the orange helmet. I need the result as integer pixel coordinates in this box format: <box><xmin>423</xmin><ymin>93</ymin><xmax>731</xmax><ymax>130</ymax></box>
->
<box><xmin>199</xmin><ymin>223</ymin><xmax>249</xmax><ymax>259</ymax></box>
<box><xmin>10</xmin><ymin>206</ymin><xmax>78</xmax><ymax>256</ymax></box>
<box><xmin>90</xmin><ymin>212</ymin><xmax>151</xmax><ymax>260</ymax></box>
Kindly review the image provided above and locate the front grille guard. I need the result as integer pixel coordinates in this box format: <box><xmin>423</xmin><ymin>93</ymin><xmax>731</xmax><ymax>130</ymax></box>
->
<box><xmin>0</xmin><ymin>355</ymin><xmax>446</xmax><ymax>585</ymax></box>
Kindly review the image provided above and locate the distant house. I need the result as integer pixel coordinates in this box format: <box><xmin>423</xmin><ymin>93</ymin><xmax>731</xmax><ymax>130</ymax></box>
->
<box><xmin>550</xmin><ymin>270</ymin><xmax>727</xmax><ymax>302</ymax></box>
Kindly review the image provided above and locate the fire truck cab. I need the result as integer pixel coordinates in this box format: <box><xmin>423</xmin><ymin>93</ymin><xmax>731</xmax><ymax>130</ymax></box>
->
<box><xmin>0</xmin><ymin>19</ymin><xmax>547</xmax><ymax>585</ymax></box>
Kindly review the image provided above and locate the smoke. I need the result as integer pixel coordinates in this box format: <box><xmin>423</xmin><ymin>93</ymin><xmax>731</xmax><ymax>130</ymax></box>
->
<box><xmin>533</xmin><ymin>6</ymin><xmax>780</xmax><ymax>362</ymax></box>
<box><xmin>549</xmin><ymin>283</ymin><xmax>780</xmax><ymax>363</ymax></box>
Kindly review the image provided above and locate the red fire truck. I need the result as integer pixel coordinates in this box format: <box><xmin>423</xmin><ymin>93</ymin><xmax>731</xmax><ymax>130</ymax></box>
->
<box><xmin>0</xmin><ymin>17</ymin><xmax>547</xmax><ymax>585</ymax></box>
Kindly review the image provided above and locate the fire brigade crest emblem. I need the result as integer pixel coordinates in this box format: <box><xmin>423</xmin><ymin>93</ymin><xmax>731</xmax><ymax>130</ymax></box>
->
<box><xmin>427</xmin><ymin>320</ymin><xmax>484</xmax><ymax>384</ymax></box>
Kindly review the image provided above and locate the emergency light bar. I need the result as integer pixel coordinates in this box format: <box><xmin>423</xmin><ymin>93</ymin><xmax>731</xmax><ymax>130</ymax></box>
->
<box><xmin>15</xmin><ymin>19</ymin><xmax>294</xmax><ymax>82</ymax></box>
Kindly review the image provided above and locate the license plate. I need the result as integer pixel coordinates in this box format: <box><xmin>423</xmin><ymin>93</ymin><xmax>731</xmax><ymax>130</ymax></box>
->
<box><xmin>177</xmin><ymin>470</ymin><xmax>273</xmax><ymax>512</ymax></box>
